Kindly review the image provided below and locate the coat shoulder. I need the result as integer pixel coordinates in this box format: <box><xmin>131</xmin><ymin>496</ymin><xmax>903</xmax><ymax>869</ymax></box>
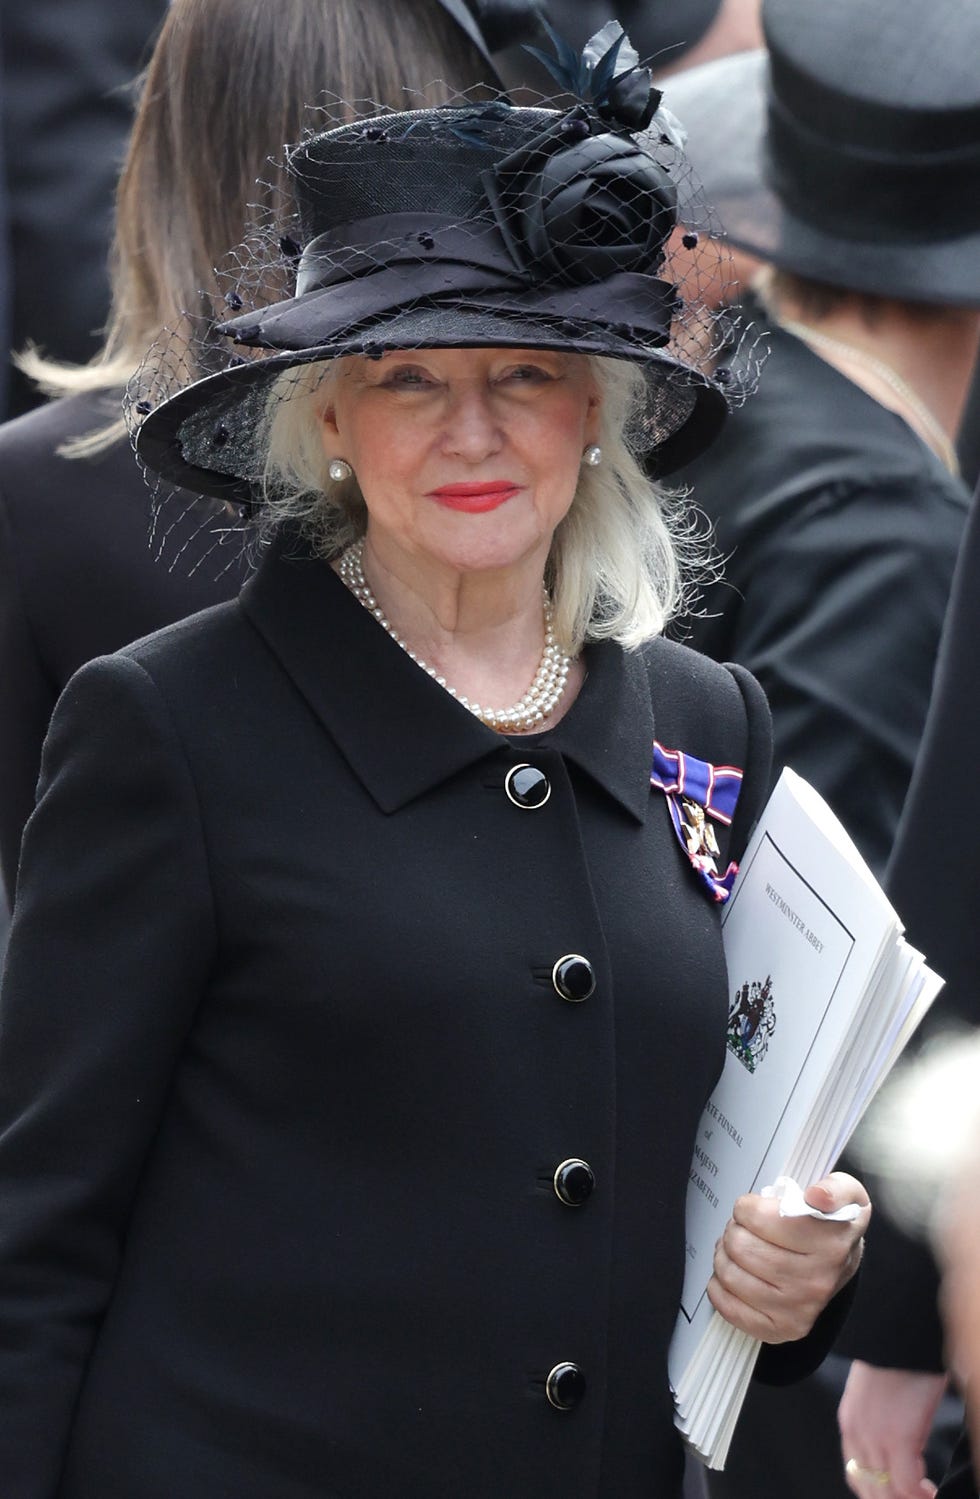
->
<box><xmin>82</xmin><ymin>599</ymin><xmax>279</xmax><ymax>769</ymax></box>
<box><xmin>641</xmin><ymin>635</ymin><xmax>769</xmax><ymax>743</ymax></box>
<box><xmin>117</xmin><ymin>597</ymin><xmax>253</xmax><ymax>687</ymax></box>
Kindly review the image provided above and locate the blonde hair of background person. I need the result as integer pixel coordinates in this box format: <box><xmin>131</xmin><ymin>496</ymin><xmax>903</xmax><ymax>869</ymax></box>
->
<box><xmin>17</xmin><ymin>0</ymin><xmax>493</xmax><ymax>455</ymax></box>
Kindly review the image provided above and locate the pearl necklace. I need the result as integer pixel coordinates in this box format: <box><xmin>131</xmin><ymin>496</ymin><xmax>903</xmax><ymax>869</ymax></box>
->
<box><xmin>337</xmin><ymin>540</ymin><xmax>572</xmax><ymax>733</ymax></box>
<box><xmin>776</xmin><ymin>317</ymin><xmax>960</xmax><ymax>477</ymax></box>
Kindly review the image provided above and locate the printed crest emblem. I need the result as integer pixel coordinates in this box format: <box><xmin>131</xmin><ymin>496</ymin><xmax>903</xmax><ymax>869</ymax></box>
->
<box><xmin>727</xmin><ymin>975</ymin><xmax>776</xmax><ymax>1073</ymax></box>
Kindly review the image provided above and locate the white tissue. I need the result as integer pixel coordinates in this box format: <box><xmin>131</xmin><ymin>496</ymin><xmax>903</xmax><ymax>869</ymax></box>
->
<box><xmin>761</xmin><ymin>1175</ymin><xmax>863</xmax><ymax>1222</ymax></box>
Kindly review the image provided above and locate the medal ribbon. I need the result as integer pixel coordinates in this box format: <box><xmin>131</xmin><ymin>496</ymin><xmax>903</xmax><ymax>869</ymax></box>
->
<box><xmin>650</xmin><ymin>741</ymin><xmax>743</xmax><ymax>903</ymax></box>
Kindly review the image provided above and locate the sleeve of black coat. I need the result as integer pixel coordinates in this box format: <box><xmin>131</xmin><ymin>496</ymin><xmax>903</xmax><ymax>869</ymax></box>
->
<box><xmin>0</xmin><ymin>653</ymin><xmax>215</xmax><ymax>1498</ymax></box>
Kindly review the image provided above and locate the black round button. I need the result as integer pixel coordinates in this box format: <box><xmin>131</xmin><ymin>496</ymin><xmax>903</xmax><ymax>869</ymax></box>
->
<box><xmin>546</xmin><ymin>1362</ymin><xmax>586</xmax><ymax>1411</ymax></box>
<box><xmin>504</xmin><ymin>764</ymin><xmax>551</xmax><ymax>810</ymax></box>
<box><xmin>551</xmin><ymin>954</ymin><xmax>596</xmax><ymax>1004</ymax></box>
<box><xmin>553</xmin><ymin>1158</ymin><xmax>595</xmax><ymax>1207</ymax></box>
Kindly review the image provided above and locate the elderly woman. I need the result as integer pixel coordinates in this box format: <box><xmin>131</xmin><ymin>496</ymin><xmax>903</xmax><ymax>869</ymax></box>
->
<box><xmin>0</xmin><ymin>33</ymin><xmax>868</xmax><ymax>1499</ymax></box>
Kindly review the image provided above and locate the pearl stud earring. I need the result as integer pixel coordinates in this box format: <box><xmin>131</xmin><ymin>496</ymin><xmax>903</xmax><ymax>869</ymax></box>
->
<box><xmin>582</xmin><ymin>445</ymin><xmax>603</xmax><ymax>468</ymax></box>
<box><xmin>328</xmin><ymin>458</ymin><xmax>353</xmax><ymax>482</ymax></box>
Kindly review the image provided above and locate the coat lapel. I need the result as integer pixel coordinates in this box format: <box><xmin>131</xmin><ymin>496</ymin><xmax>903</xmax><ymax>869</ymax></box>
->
<box><xmin>239</xmin><ymin>527</ymin><xmax>655</xmax><ymax>821</ymax></box>
<box><xmin>239</xmin><ymin>529</ymin><xmax>505</xmax><ymax>812</ymax></box>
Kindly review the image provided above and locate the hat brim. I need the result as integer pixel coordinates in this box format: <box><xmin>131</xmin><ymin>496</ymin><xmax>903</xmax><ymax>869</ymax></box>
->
<box><xmin>668</xmin><ymin>50</ymin><xmax>980</xmax><ymax>308</ymax></box>
<box><xmin>136</xmin><ymin>305</ymin><xmax>728</xmax><ymax>505</ymax></box>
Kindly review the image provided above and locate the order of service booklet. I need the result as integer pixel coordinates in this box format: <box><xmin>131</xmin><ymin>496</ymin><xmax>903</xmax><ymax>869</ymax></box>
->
<box><xmin>669</xmin><ymin>767</ymin><xmax>943</xmax><ymax>1470</ymax></box>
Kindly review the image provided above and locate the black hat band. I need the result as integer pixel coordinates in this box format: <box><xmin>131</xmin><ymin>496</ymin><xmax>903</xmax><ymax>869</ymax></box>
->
<box><xmin>765</xmin><ymin>86</ymin><xmax>980</xmax><ymax>246</ymax></box>
<box><xmin>293</xmin><ymin>216</ymin><xmax>519</xmax><ymax>295</ymax></box>
<box><xmin>225</xmin><ymin>213</ymin><xmax>678</xmax><ymax>350</ymax></box>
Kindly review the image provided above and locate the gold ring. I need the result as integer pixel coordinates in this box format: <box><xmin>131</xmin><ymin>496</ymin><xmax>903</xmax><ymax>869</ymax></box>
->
<box><xmin>845</xmin><ymin>1458</ymin><xmax>891</xmax><ymax>1485</ymax></box>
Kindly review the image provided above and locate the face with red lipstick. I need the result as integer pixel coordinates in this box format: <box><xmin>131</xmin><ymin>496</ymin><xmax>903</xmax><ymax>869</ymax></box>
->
<box><xmin>320</xmin><ymin>346</ymin><xmax>601</xmax><ymax>581</ymax></box>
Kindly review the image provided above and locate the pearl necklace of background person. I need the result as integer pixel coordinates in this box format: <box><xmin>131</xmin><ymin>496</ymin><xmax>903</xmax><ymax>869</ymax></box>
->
<box><xmin>337</xmin><ymin>540</ymin><xmax>572</xmax><ymax>733</ymax></box>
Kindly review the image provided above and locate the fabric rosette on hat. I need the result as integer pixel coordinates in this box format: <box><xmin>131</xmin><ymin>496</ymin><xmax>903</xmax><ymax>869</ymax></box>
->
<box><xmin>483</xmin><ymin>106</ymin><xmax>679</xmax><ymax>284</ymax></box>
<box><xmin>131</xmin><ymin>21</ymin><xmax>760</xmax><ymax>552</ymax></box>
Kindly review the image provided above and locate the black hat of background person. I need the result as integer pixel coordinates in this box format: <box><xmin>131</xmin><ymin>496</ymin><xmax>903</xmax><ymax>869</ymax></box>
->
<box><xmin>665</xmin><ymin>0</ymin><xmax>980</xmax><ymax>308</ymax></box>
<box><xmin>134</xmin><ymin>32</ymin><xmax>733</xmax><ymax>506</ymax></box>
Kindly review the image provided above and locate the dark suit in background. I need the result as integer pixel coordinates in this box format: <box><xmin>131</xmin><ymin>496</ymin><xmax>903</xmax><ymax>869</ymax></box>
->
<box><xmin>676</xmin><ymin>301</ymin><xmax>969</xmax><ymax>1499</ymax></box>
<box><xmin>0</xmin><ymin>25</ymin><xmax>11</xmax><ymax>418</ymax></box>
<box><xmin>839</xmin><ymin>485</ymin><xmax>980</xmax><ymax>1499</ymax></box>
<box><xmin>0</xmin><ymin>0</ymin><xmax>165</xmax><ymax>417</ymax></box>
<box><xmin>957</xmin><ymin>359</ymin><xmax>980</xmax><ymax>492</ymax></box>
<box><xmin>0</xmin><ymin>390</ymin><xmax>247</xmax><ymax>902</ymax></box>
<box><xmin>527</xmin><ymin>0</ymin><xmax>721</xmax><ymax>55</ymax></box>
<box><xmin>679</xmin><ymin>298</ymin><xmax>969</xmax><ymax>877</ymax></box>
<box><xmin>495</xmin><ymin>1</ymin><xmax>722</xmax><ymax>99</ymax></box>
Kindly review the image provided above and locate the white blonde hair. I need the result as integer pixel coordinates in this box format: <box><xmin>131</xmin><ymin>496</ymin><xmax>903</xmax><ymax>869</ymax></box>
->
<box><xmin>260</xmin><ymin>354</ymin><xmax>707</xmax><ymax>651</ymax></box>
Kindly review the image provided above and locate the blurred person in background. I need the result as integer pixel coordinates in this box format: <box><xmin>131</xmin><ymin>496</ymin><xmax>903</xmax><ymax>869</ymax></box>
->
<box><xmin>499</xmin><ymin>0</ymin><xmax>761</xmax><ymax>79</ymax></box>
<box><xmin>0</xmin><ymin>0</ymin><xmax>167</xmax><ymax>419</ymax></box>
<box><xmin>0</xmin><ymin>0</ymin><xmax>543</xmax><ymax>910</ymax></box>
<box><xmin>837</xmin><ymin>482</ymin><xmax>980</xmax><ymax>1499</ymax></box>
<box><xmin>0</xmin><ymin>0</ymin><xmax>163</xmax><ymax>950</ymax></box>
<box><xmin>939</xmin><ymin>1129</ymin><xmax>980</xmax><ymax>1481</ymax></box>
<box><xmin>0</xmin><ymin>27</ymin><xmax>11</xmax><ymax>419</ymax></box>
<box><xmin>663</xmin><ymin>0</ymin><xmax>980</xmax><ymax>1495</ymax></box>
<box><xmin>955</xmin><ymin>363</ymin><xmax>980</xmax><ymax>491</ymax></box>
<box><xmin>670</xmin><ymin>0</ymin><xmax>979</xmax><ymax>879</ymax></box>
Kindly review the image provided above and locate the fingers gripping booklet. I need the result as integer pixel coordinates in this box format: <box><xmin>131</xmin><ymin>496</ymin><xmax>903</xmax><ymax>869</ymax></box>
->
<box><xmin>669</xmin><ymin>768</ymin><xmax>942</xmax><ymax>1470</ymax></box>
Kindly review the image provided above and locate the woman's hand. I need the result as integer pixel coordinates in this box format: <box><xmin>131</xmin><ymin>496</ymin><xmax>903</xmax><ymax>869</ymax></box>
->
<box><xmin>838</xmin><ymin>1360</ymin><xmax>946</xmax><ymax>1499</ymax></box>
<box><xmin>707</xmin><ymin>1171</ymin><xmax>871</xmax><ymax>1343</ymax></box>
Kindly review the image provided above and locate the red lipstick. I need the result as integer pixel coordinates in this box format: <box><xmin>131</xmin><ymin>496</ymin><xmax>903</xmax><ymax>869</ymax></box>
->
<box><xmin>426</xmin><ymin>481</ymin><xmax>523</xmax><ymax>513</ymax></box>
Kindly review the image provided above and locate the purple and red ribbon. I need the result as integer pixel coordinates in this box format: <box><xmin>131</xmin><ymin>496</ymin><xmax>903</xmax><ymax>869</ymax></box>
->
<box><xmin>650</xmin><ymin>741</ymin><xmax>743</xmax><ymax>903</ymax></box>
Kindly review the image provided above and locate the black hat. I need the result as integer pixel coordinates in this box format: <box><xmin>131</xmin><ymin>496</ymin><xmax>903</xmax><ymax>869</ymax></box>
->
<box><xmin>665</xmin><ymin>0</ymin><xmax>980</xmax><ymax>306</ymax></box>
<box><xmin>134</xmin><ymin>26</ymin><xmax>740</xmax><ymax>506</ymax></box>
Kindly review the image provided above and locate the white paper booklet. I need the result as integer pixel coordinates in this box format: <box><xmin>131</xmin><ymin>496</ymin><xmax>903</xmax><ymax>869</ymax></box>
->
<box><xmin>669</xmin><ymin>767</ymin><xmax>942</xmax><ymax>1469</ymax></box>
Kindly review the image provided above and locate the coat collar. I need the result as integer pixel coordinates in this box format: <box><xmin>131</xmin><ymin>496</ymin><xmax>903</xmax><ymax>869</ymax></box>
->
<box><xmin>239</xmin><ymin>528</ymin><xmax>654</xmax><ymax>822</ymax></box>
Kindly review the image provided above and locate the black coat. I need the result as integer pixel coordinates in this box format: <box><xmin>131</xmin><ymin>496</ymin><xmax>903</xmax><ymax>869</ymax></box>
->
<box><xmin>677</xmin><ymin>308</ymin><xmax>968</xmax><ymax>1499</ymax></box>
<box><xmin>839</xmin><ymin>486</ymin><xmax>980</xmax><ymax>1499</ymax></box>
<box><xmin>0</xmin><ymin>0</ymin><xmax>165</xmax><ymax>416</ymax></box>
<box><xmin>678</xmin><ymin>297</ymin><xmax>968</xmax><ymax>877</ymax></box>
<box><xmin>0</xmin><ymin>389</ymin><xmax>247</xmax><ymax>900</ymax></box>
<box><xmin>1</xmin><ymin>528</ymin><xmax>842</xmax><ymax>1499</ymax></box>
